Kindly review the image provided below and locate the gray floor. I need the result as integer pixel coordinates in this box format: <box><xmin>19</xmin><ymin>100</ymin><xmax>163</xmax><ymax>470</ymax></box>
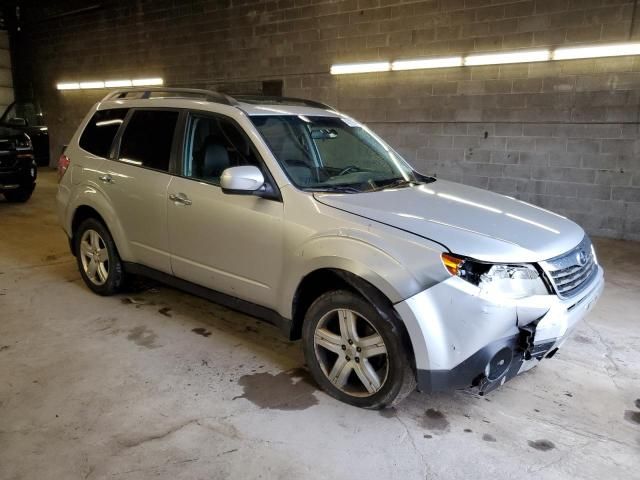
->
<box><xmin>1</xmin><ymin>171</ymin><xmax>639</xmax><ymax>480</ymax></box>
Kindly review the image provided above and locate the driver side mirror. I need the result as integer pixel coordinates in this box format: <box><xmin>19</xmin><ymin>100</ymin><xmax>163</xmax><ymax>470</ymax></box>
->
<box><xmin>220</xmin><ymin>166</ymin><xmax>265</xmax><ymax>195</ymax></box>
<box><xmin>7</xmin><ymin>117</ymin><xmax>27</xmax><ymax>127</ymax></box>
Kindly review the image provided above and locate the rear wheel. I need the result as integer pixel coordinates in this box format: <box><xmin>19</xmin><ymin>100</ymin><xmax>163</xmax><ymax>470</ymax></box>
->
<box><xmin>75</xmin><ymin>218</ymin><xmax>124</xmax><ymax>295</ymax></box>
<box><xmin>3</xmin><ymin>183</ymin><xmax>35</xmax><ymax>203</ymax></box>
<box><xmin>302</xmin><ymin>290</ymin><xmax>416</xmax><ymax>409</ymax></box>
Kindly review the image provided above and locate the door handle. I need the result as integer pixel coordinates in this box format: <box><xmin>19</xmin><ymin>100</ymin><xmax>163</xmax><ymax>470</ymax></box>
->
<box><xmin>169</xmin><ymin>193</ymin><xmax>192</xmax><ymax>206</ymax></box>
<box><xmin>98</xmin><ymin>174</ymin><xmax>113</xmax><ymax>184</ymax></box>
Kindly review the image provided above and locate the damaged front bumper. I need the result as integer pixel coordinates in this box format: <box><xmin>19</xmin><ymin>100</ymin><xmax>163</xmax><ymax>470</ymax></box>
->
<box><xmin>395</xmin><ymin>265</ymin><xmax>604</xmax><ymax>395</ymax></box>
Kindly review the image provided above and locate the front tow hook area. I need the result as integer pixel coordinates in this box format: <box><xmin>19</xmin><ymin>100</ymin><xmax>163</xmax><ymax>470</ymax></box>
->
<box><xmin>477</xmin><ymin>322</ymin><xmax>556</xmax><ymax>395</ymax></box>
<box><xmin>519</xmin><ymin>323</ymin><xmax>537</xmax><ymax>360</ymax></box>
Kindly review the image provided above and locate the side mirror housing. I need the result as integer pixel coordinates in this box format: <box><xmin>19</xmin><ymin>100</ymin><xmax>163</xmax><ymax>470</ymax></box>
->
<box><xmin>220</xmin><ymin>166</ymin><xmax>265</xmax><ymax>194</ymax></box>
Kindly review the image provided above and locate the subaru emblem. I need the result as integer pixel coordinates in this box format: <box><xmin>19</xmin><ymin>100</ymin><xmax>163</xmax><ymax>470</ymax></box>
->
<box><xmin>576</xmin><ymin>250</ymin><xmax>587</xmax><ymax>266</ymax></box>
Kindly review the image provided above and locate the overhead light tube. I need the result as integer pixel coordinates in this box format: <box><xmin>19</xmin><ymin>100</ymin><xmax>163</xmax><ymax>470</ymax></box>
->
<box><xmin>105</xmin><ymin>79</ymin><xmax>133</xmax><ymax>87</ymax></box>
<box><xmin>392</xmin><ymin>56</ymin><xmax>462</xmax><ymax>71</ymax></box>
<box><xmin>330</xmin><ymin>62</ymin><xmax>391</xmax><ymax>75</ymax></box>
<box><xmin>464</xmin><ymin>49</ymin><xmax>550</xmax><ymax>66</ymax></box>
<box><xmin>553</xmin><ymin>42</ymin><xmax>640</xmax><ymax>60</ymax></box>
<box><xmin>79</xmin><ymin>81</ymin><xmax>105</xmax><ymax>89</ymax></box>
<box><xmin>132</xmin><ymin>78</ymin><xmax>164</xmax><ymax>86</ymax></box>
<box><xmin>56</xmin><ymin>82</ymin><xmax>80</xmax><ymax>90</ymax></box>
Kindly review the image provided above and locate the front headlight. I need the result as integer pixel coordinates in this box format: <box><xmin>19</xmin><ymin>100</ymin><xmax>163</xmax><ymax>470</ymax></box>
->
<box><xmin>15</xmin><ymin>134</ymin><xmax>32</xmax><ymax>151</ymax></box>
<box><xmin>441</xmin><ymin>253</ymin><xmax>549</xmax><ymax>299</ymax></box>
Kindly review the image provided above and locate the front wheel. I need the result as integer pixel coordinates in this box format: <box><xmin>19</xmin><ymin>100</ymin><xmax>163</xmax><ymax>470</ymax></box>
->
<box><xmin>302</xmin><ymin>290</ymin><xmax>416</xmax><ymax>409</ymax></box>
<box><xmin>74</xmin><ymin>218</ymin><xmax>125</xmax><ymax>295</ymax></box>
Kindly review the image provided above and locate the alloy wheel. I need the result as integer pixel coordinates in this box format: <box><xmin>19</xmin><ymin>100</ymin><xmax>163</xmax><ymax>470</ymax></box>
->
<box><xmin>313</xmin><ymin>308</ymin><xmax>389</xmax><ymax>397</ymax></box>
<box><xmin>79</xmin><ymin>229</ymin><xmax>110</xmax><ymax>286</ymax></box>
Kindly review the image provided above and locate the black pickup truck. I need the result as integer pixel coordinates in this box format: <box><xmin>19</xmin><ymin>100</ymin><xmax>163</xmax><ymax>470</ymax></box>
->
<box><xmin>0</xmin><ymin>101</ymin><xmax>47</xmax><ymax>203</ymax></box>
<box><xmin>0</xmin><ymin>124</ymin><xmax>37</xmax><ymax>202</ymax></box>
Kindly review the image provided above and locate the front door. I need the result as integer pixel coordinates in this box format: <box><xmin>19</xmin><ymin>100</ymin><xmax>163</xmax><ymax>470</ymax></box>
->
<box><xmin>167</xmin><ymin>112</ymin><xmax>284</xmax><ymax>309</ymax></box>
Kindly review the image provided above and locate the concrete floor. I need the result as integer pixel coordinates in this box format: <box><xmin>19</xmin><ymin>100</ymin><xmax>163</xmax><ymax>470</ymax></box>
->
<box><xmin>1</xmin><ymin>170</ymin><xmax>639</xmax><ymax>480</ymax></box>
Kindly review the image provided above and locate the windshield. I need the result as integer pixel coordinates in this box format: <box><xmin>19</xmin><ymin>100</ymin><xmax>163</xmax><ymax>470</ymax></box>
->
<box><xmin>1</xmin><ymin>102</ymin><xmax>46</xmax><ymax>127</ymax></box>
<box><xmin>250</xmin><ymin>114</ymin><xmax>432</xmax><ymax>193</ymax></box>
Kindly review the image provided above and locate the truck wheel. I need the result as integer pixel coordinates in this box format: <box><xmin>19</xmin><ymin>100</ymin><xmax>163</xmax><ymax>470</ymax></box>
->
<box><xmin>302</xmin><ymin>290</ymin><xmax>416</xmax><ymax>409</ymax></box>
<box><xmin>3</xmin><ymin>183</ymin><xmax>35</xmax><ymax>203</ymax></box>
<box><xmin>74</xmin><ymin>218</ymin><xmax>125</xmax><ymax>295</ymax></box>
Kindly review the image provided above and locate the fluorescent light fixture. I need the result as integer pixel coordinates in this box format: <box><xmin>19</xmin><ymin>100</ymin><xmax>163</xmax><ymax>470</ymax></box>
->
<box><xmin>79</xmin><ymin>81</ymin><xmax>105</xmax><ymax>89</ymax></box>
<box><xmin>132</xmin><ymin>77</ymin><xmax>164</xmax><ymax>86</ymax></box>
<box><xmin>330</xmin><ymin>62</ymin><xmax>391</xmax><ymax>75</ymax></box>
<box><xmin>331</xmin><ymin>42</ymin><xmax>640</xmax><ymax>75</ymax></box>
<box><xmin>57</xmin><ymin>82</ymin><xmax>80</xmax><ymax>90</ymax></box>
<box><xmin>553</xmin><ymin>42</ymin><xmax>640</xmax><ymax>60</ymax></box>
<box><xmin>105</xmin><ymin>79</ymin><xmax>133</xmax><ymax>87</ymax></box>
<box><xmin>57</xmin><ymin>77</ymin><xmax>164</xmax><ymax>90</ymax></box>
<box><xmin>465</xmin><ymin>49</ymin><xmax>550</xmax><ymax>66</ymax></box>
<box><xmin>392</xmin><ymin>56</ymin><xmax>462</xmax><ymax>71</ymax></box>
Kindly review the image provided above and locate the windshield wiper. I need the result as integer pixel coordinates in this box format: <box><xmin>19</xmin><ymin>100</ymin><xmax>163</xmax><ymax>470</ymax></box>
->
<box><xmin>305</xmin><ymin>185</ymin><xmax>363</xmax><ymax>194</ymax></box>
<box><xmin>369</xmin><ymin>178</ymin><xmax>417</xmax><ymax>192</ymax></box>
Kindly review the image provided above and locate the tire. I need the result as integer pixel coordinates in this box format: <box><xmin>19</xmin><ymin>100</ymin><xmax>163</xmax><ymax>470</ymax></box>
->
<box><xmin>302</xmin><ymin>289</ymin><xmax>416</xmax><ymax>409</ymax></box>
<box><xmin>3</xmin><ymin>183</ymin><xmax>35</xmax><ymax>203</ymax></box>
<box><xmin>74</xmin><ymin>218</ymin><xmax>125</xmax><ymax>295</ymax></box>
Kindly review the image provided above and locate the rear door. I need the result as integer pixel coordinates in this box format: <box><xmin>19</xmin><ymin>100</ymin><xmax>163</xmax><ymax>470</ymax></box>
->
<box><xmin>104</xmin><ymin>109</ymin><xmax>180</xmax><ymax>273</ymax></box>
<box><xmin>71</xmin><ymin>107</ymin><xmax>129</xmax><ymax>202</ymax></box>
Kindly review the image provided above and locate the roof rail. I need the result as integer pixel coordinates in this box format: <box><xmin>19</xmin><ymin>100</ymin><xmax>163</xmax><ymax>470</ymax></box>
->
<box><xmin>101</xmin><ymin>87</ymin><xmax>238</xmax><ymax>106</ymax></box>
<box><xmin>234</xmin><ymin>95</ymin><xmax>334</xmax><ymax>110</ymax></box>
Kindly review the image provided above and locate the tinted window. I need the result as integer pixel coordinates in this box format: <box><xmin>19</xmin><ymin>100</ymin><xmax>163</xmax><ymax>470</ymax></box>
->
<box><xmin>119</xmin><ymin>110</ymin><xmax>178</xmax><ymax>172</ymax></box>
<box><xmin>183</xmin><ymin>114</ymin><xmax>260</xmax><ymax>184</ymax></box>
<box><xmin>3</xmin><ymin>102</ymin><xmax>45</xmax><ymax>126</ymax></box>
<box><xmin>79</xmin><ymin>108</ymin><xmax>128</xmax><ymax>157</ymax></box>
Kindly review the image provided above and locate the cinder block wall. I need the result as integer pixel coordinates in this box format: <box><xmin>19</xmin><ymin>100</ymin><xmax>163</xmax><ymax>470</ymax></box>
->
<box><xmin>9</xmin><ymin>0</ymin><xmax>640</xmax><ymax>240</ymax></box>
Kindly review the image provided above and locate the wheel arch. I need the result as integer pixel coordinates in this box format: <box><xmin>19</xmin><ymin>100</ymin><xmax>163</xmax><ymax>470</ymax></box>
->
<box><xmin>67</xmin><ymin>193</ymin><xmax>132</xmax><ymax>261</ymax></box>
<box><xmin>290</xmin><ymin>268</ymin><xmax>416</xmax><ymax>372</ymax></box>
<box><xmin>70</xmin><ymin>206</ymin><xmax>107</xmax><ymax>255</ymax></box>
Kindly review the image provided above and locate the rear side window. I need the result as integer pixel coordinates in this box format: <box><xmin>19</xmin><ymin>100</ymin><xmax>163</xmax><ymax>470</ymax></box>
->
<box><xmin>79</xmin><ymin>108</ymin><xmax>128</xmax><ymax>157</ymax></box>
<box><xmin>118</xmin><ymin>110</ymin><xmax>178</xmax><ymax>172</ymax></box>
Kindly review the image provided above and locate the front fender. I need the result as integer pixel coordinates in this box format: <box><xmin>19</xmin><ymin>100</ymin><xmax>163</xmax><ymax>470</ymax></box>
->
<box><xmin>277</xmin><ymin>232</ymin><xmax>424</xmax><ymax>318</ymax></box>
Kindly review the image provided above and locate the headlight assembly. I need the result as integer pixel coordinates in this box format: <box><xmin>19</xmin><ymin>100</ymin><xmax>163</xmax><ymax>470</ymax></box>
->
<box><xmin>441</xmin><ymin>253</ymin><xmax>549</xmax><ymax>299</ymax></box>
<box><xmin>15</xmin><ymin>134</ymin><xmax>32</xmax><ymax>151</ymax></box>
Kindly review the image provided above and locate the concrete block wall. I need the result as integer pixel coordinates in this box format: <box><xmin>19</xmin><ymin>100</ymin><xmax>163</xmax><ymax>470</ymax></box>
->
<box><xmin>8</xmin><ymin>0</ymin><xmax>640</xmax><ymax>240</ymax></box>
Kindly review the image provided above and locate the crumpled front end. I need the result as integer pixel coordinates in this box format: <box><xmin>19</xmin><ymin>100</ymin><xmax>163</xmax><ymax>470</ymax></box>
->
<box><xmin>395</xmin><ymin>264</ymin><xmax>604</xmax><ymax>395</ymax></box>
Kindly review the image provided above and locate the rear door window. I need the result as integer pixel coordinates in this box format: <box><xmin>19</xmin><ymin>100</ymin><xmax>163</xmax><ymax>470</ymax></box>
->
<box><xmin>118</xmin><ymin>110</ymin><xmax>179</xmax><ymax>172</ymax></box>
<box><xmin>79</xmin><ymin>108</ymin><xmax>128</xmax><ymax>158</ymax></box>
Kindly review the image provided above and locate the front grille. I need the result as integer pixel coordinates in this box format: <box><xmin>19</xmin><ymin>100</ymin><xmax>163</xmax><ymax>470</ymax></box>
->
<box><xmin>0</xmin><ymin>139</ymin><xmax>14</xmax><ymax>150</ymax></box>
<box><xmin>0</xmin><ymin>139</ymin><xmax>18</xmax><ymax>170</ymax></box>
<box><xmin>0</xmin><ymin>154</ymin><xmax>18</xmax><ymax>171</ymax></box>
<box><xmin>542</xmin><ymin>236</ymin><xmax>597</xmax><ymax>299</ymax></box>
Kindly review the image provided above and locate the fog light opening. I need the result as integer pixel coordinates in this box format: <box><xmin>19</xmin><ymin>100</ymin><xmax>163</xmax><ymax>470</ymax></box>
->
<box><xmin>486</xmin><ymin>347</ymin><xmax>513</xmax><ymax>381</ymax></box>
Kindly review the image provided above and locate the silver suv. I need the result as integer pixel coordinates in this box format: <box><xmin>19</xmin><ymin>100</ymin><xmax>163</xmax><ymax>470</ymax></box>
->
<box><xmin>57</xmin><ymin>88</ymin><xmax>604</xmax><ymax>408</ymax></box>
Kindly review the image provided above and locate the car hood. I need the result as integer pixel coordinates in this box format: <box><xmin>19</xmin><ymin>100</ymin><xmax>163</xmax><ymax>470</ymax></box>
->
<box><xmin>314</xmin><ymin>180</ymin><xmax>584</xmax><ymax>263</ymax></box>
<box><xmin>0</xmin><ymin>125</ymin><xmax>24</xmax><ymax>139</ymax></box>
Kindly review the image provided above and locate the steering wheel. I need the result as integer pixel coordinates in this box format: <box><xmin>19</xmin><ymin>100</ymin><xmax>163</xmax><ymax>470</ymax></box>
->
<box><xmin>337</xmin><ymin>165</ymin><xmax>361</xmax><ymax>176</ymax></box>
